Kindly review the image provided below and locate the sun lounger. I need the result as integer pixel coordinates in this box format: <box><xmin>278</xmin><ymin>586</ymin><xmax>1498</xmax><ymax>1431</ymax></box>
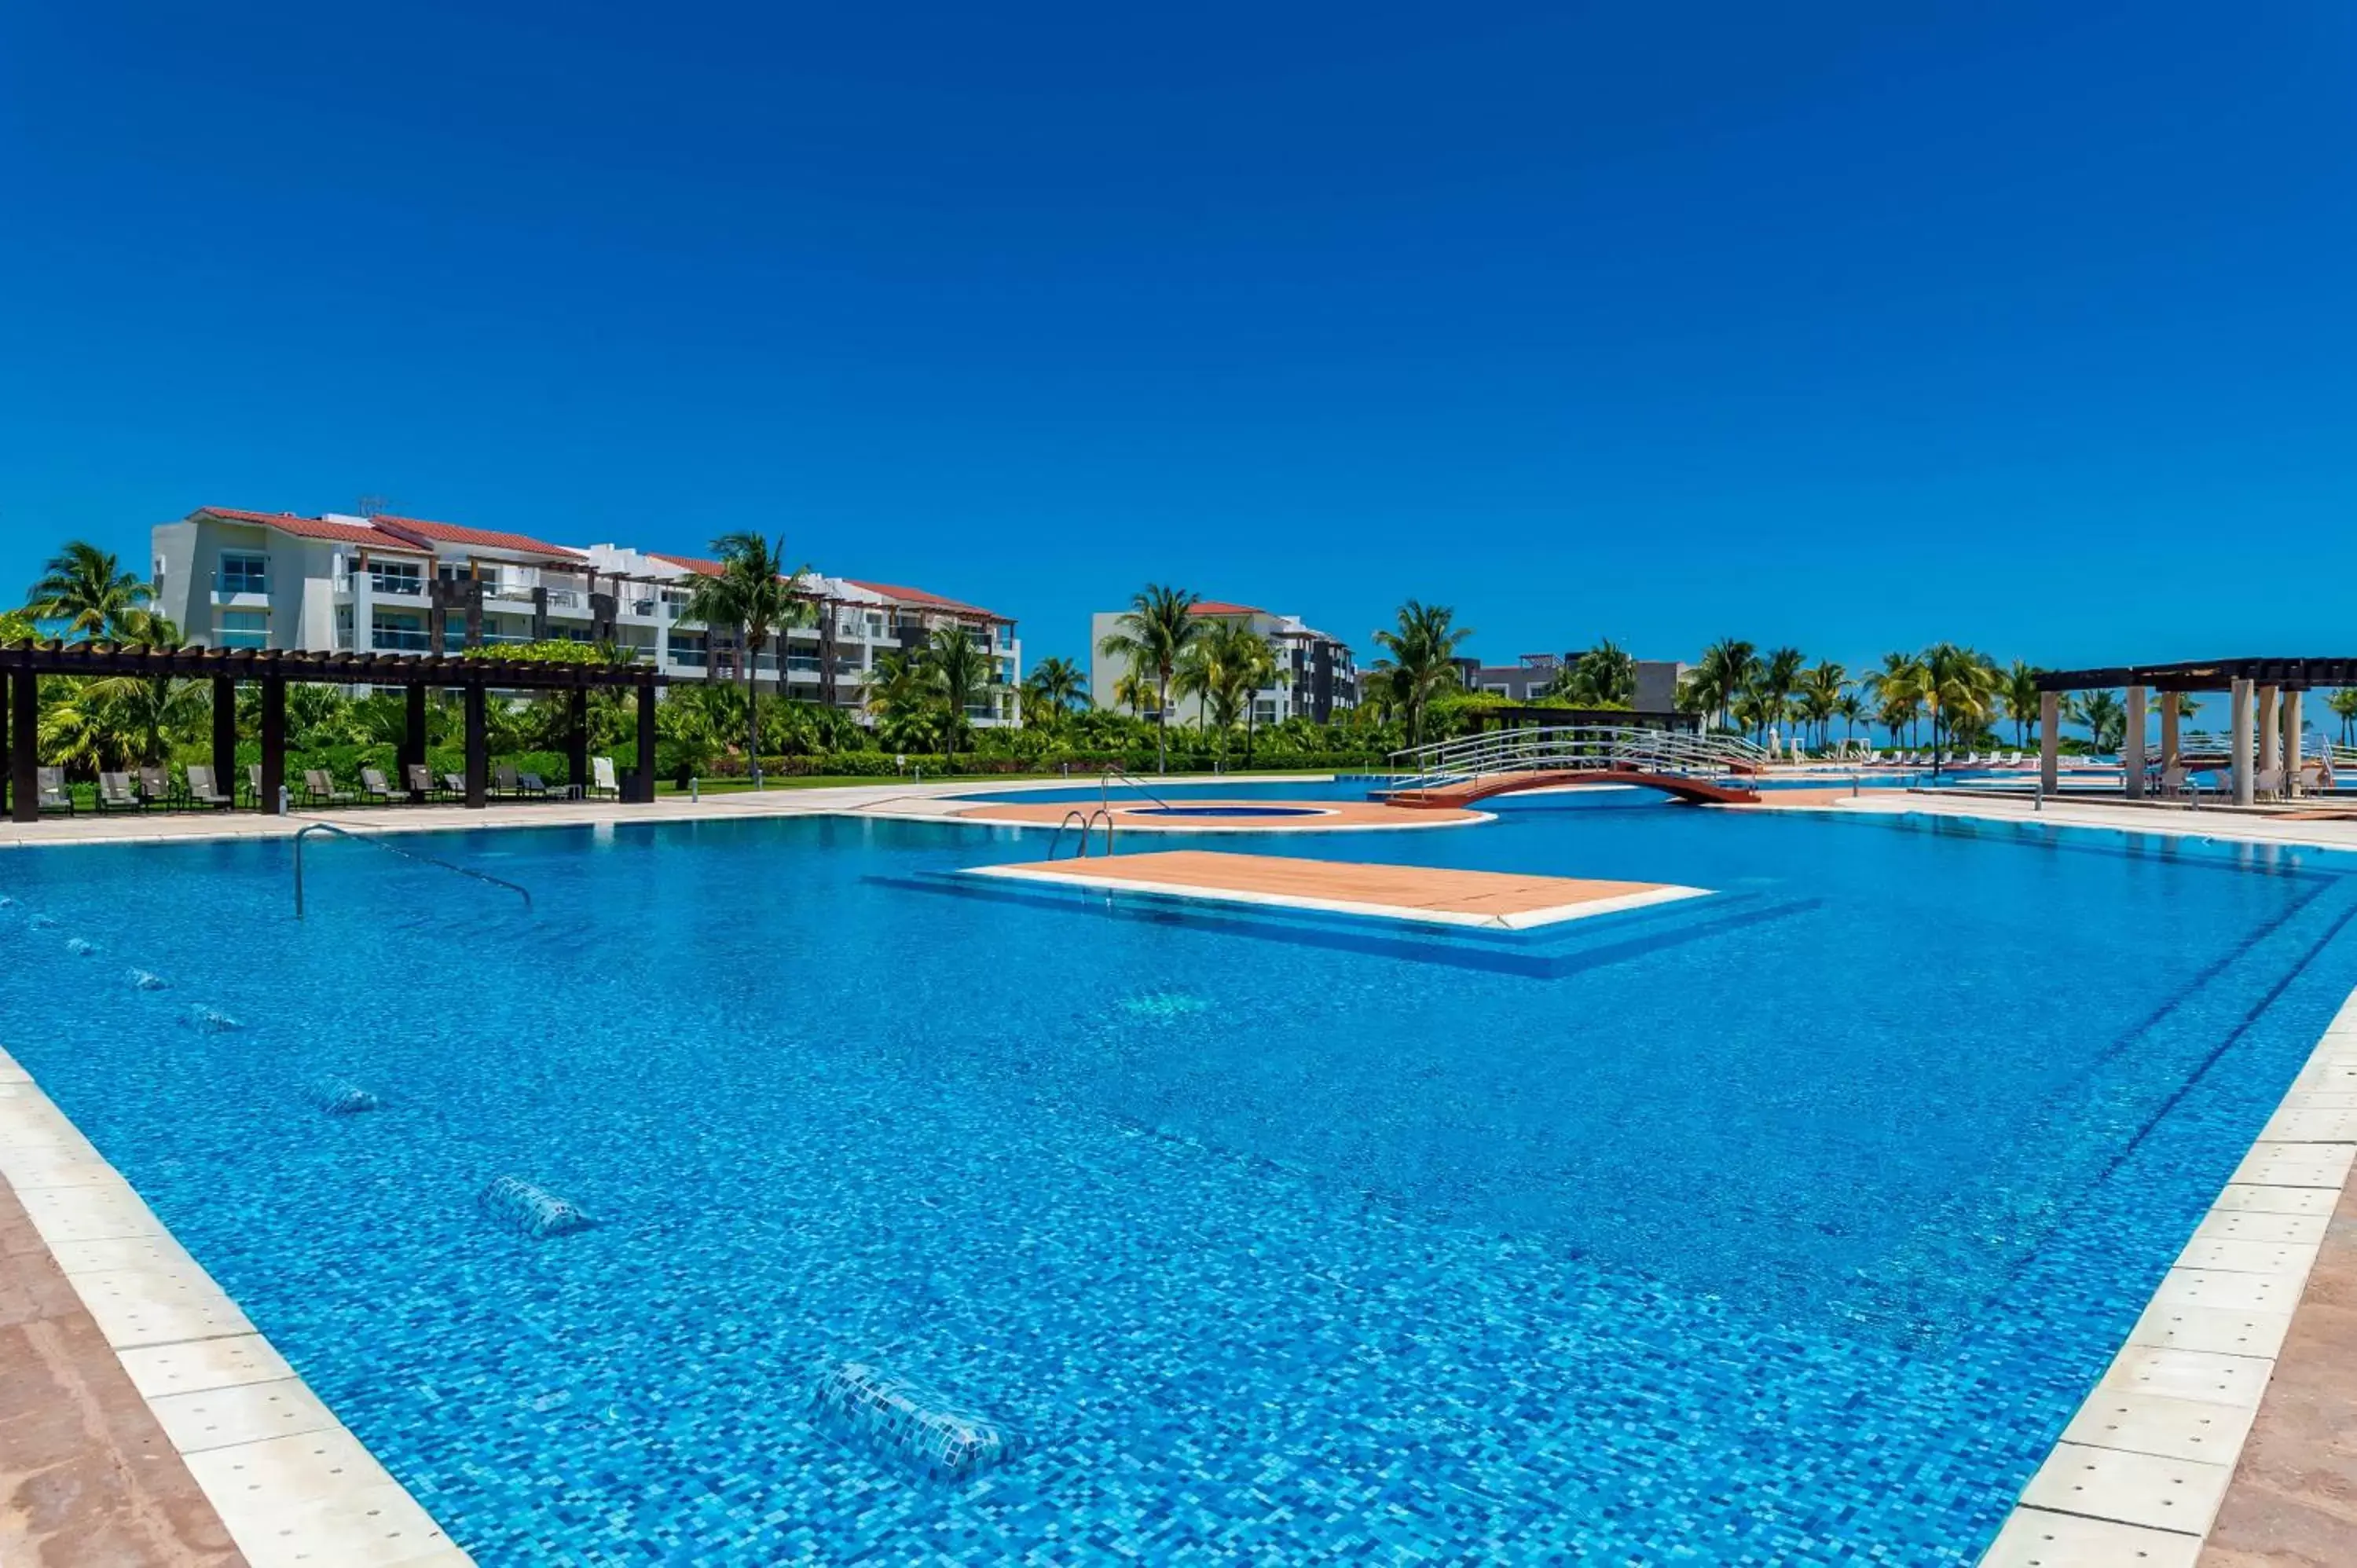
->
<box><xmin>406</xmin><ymin>764</ymin><xmax>443</xmax><ymax>801</ymax></box>
<box><xmin>137</xmin><ymin>765</ymin><xmax>174</xmax><ymax>808</ymax></box>
<box><xmin>495</xmin><ymin>765</ymin><xmax>548</xmax><ymax>800</ymax></box>
<box><xmin>246</xmin><ymin>764</ymin><xmax>264</xmax><ymax>806</ymax></box>
<box><xmin>97</xmin><ymin>771</ymin><xmax>141</xmax><ymax>811</ymax></box>
<box><xmin>588</xmin><ymin>756</ymin><xmax>620</xmax><ymax>800</ymax></box>
<box><xmin>183</xmin><ymin>764</ymin><xmax>233</xmax><ymax>809</ymax></box>
<box><xmin>442</xmin><ymin>771</ymin><xmax>467</xmax><ymax>799</ymax></box>
<box><xmin>33</xmin><ymin>767</ymin><xmax>75</xmax><ymax>815</ymax></box>
<box><xmin>517</xmin><ymin>771</ymin><xmax>552</xmax><ymax>797</ymax></box>
<box><xmin>360</xmin><ymin>768</ymin><xmax>404</xmax><ymax>804</ymax></box>
<box><xmin>302</xmin><ymin>768</ymin><xmax>357</xmax><ymax>806</ymax></box>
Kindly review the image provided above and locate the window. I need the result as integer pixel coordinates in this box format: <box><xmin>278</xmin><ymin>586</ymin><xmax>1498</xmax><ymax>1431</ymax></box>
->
<box><xmin>216</xmin><ymin>610</ymin><xmax>268</xmax><ymax>649</ymax></box>
<box><xmin>218</xmin><ymin>552</ymin><xmax>268</xmax><ymax>595</ymax></box>
<box><xmin>370</xmin><ymin>560</ymin><xmax>423</xmax><ymax>596</ymax></box>
<box><xmin>372</xmin><ymin>611</ymin><xmax>430</xmax><ymax>651</ymax></box>
<box><xmin>671</xmin><ymin>632</ymin><xmax>708</xmax><ymax>669</ymax></box>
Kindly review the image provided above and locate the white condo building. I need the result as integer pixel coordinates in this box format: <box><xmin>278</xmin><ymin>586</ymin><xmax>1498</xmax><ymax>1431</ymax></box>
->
<box><xmin>151</xmin><ymin>507</ymin><xmax>1021</xmax><ymax>725</ymax></box>
<box><xmin>1089</xmin><ymin>599</ymin><xmax>1357</xmax><ymax>726</ymax></box>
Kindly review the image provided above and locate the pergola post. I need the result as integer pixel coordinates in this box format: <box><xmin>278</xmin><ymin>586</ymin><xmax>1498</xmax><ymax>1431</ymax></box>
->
<box><xmin>566</xmin><ymin>687</ymin><xmax>589</xmax><ymax>795</ymax></box>
<box><xmin>2124</xmin><ymin>685</ymin><xmax>2146</xmax><ymax>799</ymax></box>
<box><xmin>634</xmin><ymin>679</ymin><xmax>658</xmax><ymax>802</ymax></box>
<box><xmin>464</xmin><ymin>683</ymin><xmax>488</xmax><ymax>809</ymax></box>
<box><xmin>8</xmin><ymin>669</ymin><xmax>34</xmax><ymax>824</ymax></box>
<box><xmin>258</xmin><ymin>676</ymin><xmax>287</xmax><ymax>814</ymax></box>
<box><xmin>2285</xmin><ymin>689</ymin><xmax>2305</xmax><ymax>798</ymax></box>
<box><xmin>211</xmin><ymin>676</ymin><xmax>237</xmax><ymax>801</ymax></box>
<box><xmin>2160</xmin><ymin>696</ymin><xmax>2180</xmax><ymax>783</ymax></box>
<box><xmin>401</xmin><ymin>682</ymin><xmax>428</xmax><ymax>796</ymax></box>
<box><xmin>2257</xmin><ymin>684</ymin><xmax>2281</xmax><ymax>785</ymax></box>
<box><xmin>2038</xmin><ymin>691</ymin><xmax>2060</xmax><ymax>795</ymax></box>
<box><xmin>2231</xmin><ymin>678</ymin><xmax>2256</xmax><ymax>806</ymax></box>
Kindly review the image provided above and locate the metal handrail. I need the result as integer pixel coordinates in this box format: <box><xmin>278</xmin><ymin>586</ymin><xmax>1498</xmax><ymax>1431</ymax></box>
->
<box><xmin>1102</xmin><ymin>765</ymin><xmax>1174</xmax><ymax>815</ymax></box>
<box><xmin>1383</xmin><ymin>725</ymin><xmax>1769</xmax><ymax>790</ymax></box>
<box><xmin>1047</xmin><ymin>805</ymin><xmax>1119</xmax><ymax>860</ymax></box>
<box><xmin>292</xmin><ymin>822</ymin><xmax>535</xmax><ymax>919</ymax></box>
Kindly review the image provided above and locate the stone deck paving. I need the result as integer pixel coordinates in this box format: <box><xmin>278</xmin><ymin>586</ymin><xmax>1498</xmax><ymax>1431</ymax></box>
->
<box><xmin>0</xmin><ymin>1169</ymin><xmax>244</xmax><ymax>1567</ymax></box>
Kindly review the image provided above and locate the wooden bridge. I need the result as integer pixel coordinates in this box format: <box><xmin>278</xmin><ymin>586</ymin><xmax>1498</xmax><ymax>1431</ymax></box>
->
<box><xmin>1383</xmin><ymin>767</ymin><xmax>1759</xmax><ymax>808</ymax></box>
<box><xmin>1376</xmin><ymin>727</ymin><xmax>1771</xmax><ymax>811</ymax></box>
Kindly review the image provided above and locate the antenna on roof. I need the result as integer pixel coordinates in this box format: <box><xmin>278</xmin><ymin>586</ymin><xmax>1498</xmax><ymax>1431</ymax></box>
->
<box><xmin>354</xmin><ymin>493</ymin><xmax>392</xmax><ymax>518</ymax></box>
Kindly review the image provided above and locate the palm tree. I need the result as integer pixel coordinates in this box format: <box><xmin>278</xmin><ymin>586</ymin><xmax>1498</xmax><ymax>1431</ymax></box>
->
<box><xmin>1794</xmin><ymin>662</ymin><xmax>1847</xmax><ymax>750</ymax></box>
<box><xmin>2001</xmin><ymin>660</ymin><xmax>2042</xmax><ymax>747</ymax></box>
<box><xmin>2067</xmin><ymin>690</ymin><xmax>2127</xmax><ymax>755</ymax></box>
<box><xmin>27</xmin><ymin>542</ymin><xmax>150</xmax><ymax>639</ymax></box>
<box><xmin>1173</xmin><ymin>620</ymin><xmax>1274</xmax><ymax>760</ymax></box>
<box><xmin>1228</xmin><ymin>626</ymin><xmax>1278</xmax><ymax>764</ymax></box>
<box><xmin>1096</xmin><ymin>584</ymin><xmax>1202</xmax><ymax>773</ymax></box>
<box><xmin>1834</xmin><ymin>691</ymin><xmax>1868</xmax><ymax>746</ymax></box>
<box><xmin>682</xmin><ymin>533</ymin><xmax>809</xmax><ymax>787</ymax></box>
<box><xmin>1917</xmin><ymin>643</ymin><xmax>2001</xmax><ymax>770</ymax></box>
<box><xmin>1111</xmin><ymin>667</ymin><xmax>1155</xmax><ymax>720</ymax></box>
<box><xmin>1369</xmin><ymin>599</ymin><xmax>1472</xmax><ymax>749</ymax></box>
<box><xmin>862</xmin><ymin>647</ymin><xmax>938</xmax><ymax>751</ymax></box>
<box><xmin>1869</xmin><ymin>651</ymin><xmax>1928</xmax><ymax>748</ymax></box>
<box><xmin>1022</xmin><ymin>656</ymin><xmax>1090</xmax><ymax>724</ymax></box>
<box><xmin>1678</xmin><ymin>639</ymin><xmax>1758</xmax><ymax>732</ymax></box>
<box><xmin>1549</xmin><ymin>639</ymin><xmax>1637</xmax><ymax>705</ymax></box>
<box><xmin>2330</xmin><ymin>688</ymin><xmax>2357</xmax><ymax>745</ymax></box>
<box><xmin>921</xmin><ymin>623</ymin><xmax>999</xmax><ymax>761</ymax></box>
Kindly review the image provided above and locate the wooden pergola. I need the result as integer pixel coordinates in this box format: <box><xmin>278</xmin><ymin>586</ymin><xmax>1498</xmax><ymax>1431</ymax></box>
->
<box><xmin>2032</xmin><ymin>657</ymin><xmax>2352</xmax><ymax>806</ymax></box>
<box><xmin>1</xmin><ymin>642</ymin><xmax>664</xmax><ymax>822</ymax></box>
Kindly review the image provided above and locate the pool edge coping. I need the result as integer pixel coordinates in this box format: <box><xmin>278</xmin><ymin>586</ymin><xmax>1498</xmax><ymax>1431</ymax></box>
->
<box><xmin>0</xmin><ymin>1048</ymin><xmax>477</xmax><ymax>1568</ymax></box>
<box><xmin>1978</xmin><ymin>985</ymin><xmax>2357</xmax><ymax>1566</ymax></box>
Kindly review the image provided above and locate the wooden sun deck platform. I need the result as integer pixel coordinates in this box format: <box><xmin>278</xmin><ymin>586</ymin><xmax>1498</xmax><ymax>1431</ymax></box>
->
<box><xmin>966</xmin><ymin>848</ymin><xmax>1709</xmax><ymax>930</ymax></box>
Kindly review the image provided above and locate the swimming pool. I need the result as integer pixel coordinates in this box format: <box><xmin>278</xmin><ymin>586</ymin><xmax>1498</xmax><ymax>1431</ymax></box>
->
<box><xmin>2</xmin><ymin>789</ymin><xmax>2351</xmax><ymax>1563</ymax></box>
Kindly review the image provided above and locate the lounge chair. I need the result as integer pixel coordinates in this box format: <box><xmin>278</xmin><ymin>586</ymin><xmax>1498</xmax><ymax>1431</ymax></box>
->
<box><xmin>34</xmin><ymin>767</ymin><xmax>75</xmax><ymax>815</ymax></box>
<box><xmin>183</xmin><ymin>764</ymin><xmax>233</xmax><ymax>809</ymax></box>
<box><xmin>442</xmin><ymin>771</ymin><xmax>468</xmax><ymax>799</ymax></box>
<box><xmin>517</xmin><ymin>771</ymin><xmax>552</xmax><ymax>798</ymax></box>
<box><xmin>246</xmin><ymin>764</ymin><xmax>264</xmax><ymax>807</ymax></box>
<box><xmin>360</xmin><ymin>768</ymin><xmax>404</xmax><ymax>804</ymax></box>
<box><xmin>2256</xmin><ymin>766</ymin><xmax>2285</xmax><ymax>804</ymax></box>
<box><xmin>406</xmin><ymin>764</ymin><xmax>443</xmax><ymax>801</ymax></box>
<box><xmin>302</xmin><ymin>768</ymin><xmax>357</xmax><ymax>806</ymax></box>
<box><xmin>494</xmin><ymin>765</ymin><xmax>548</xmax><ymax>800</ymax></box>
<box><xmin>137</xmin><ymin>765</ymin><xmax>174</xmax><ymax>808</ymax></box>
<box><xmin>97</xmin><ymin>771</ymin><xmax>141</xmax><ymax>812</ymax></box>
<box><xmin>588</xmin><ymin>756</ymin><xmax>620</xmax><ymax>800</ymax></box>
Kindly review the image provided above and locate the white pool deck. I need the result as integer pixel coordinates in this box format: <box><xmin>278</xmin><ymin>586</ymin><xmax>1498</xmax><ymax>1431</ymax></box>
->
<box><xmin>4</xmin><ymin>776</ymin><xmax>2357</xmax><ymax>1563</ymax></box>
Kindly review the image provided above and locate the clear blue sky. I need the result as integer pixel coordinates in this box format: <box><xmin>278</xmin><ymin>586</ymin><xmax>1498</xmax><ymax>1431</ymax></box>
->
<box><xmin>2</xmin><ymin>2</ymin><xmax>2351</xmax><ymax>683</ymax></box>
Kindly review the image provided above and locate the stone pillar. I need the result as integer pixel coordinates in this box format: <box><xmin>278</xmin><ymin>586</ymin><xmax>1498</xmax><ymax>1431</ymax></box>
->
<box><xmin>464</xmin><ymin>683</ymin><xmax>488</xmax><ymax>809</ymax></box>
<box><xmin>258</xmin><ymin>676</ymin><xmax>287</xmax><ymax>815</ymax></box>
<box><xmin>634</xmin><ymin>680</ymin><xmax>658</xmax><ymax>801</ymax></box>
<box><xmin>211</xmin><ymin>676</ymin><xmax>237</xmax><ymax>802</ymax></box>
<box><xmin>2039</xmin><ymin>691</ymin><xmax>2060</xmax><ymax>794</ymax></box>
<box><xmin>566</xmin><ymin>687</ymin><xmax>589</xmax><ymax>793</ymax></box>
<box><xmin>2124</xmin><ymin>686</ymin><xmax>2146</xmax><ymax>799</ymax></box>
<box><xmin>8</xmin><ymin>669</ymin><xmax>35</xmax><ymax>823</ymax></box>
<box><xmin>2258</xmin><ymin>684</ymin><xmax>2280</xmax><ymax>781</ymax></box>
<box><xmin>2160</xmin><ymin>697</ymin><xmax>2180</xmax><ymax>779</ymax></box>
<box><xmin>353</xmin><ymin>559</ymin><xmax>375</xmax><ymax>655</ymax></box>
<box><xmin>401</xmin><ymin>683</ymin><xmax>428</xmax><ymax>793</ymax></box>
<box><xmin>2231</xmin><ymin>678</ymin><xmax>2256</xmax><ymax>806</ymax></box>
<box><xmin>2286</xmin><ymin>689</ymin><xmax>2306</xmax><ymax>798</ymax></box>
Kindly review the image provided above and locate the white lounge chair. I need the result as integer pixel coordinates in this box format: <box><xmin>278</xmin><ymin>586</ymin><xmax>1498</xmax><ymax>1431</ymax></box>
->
<box><xmin>589</xmin><ymin>756</ymin><xmax>621</xmax><ymax>800</ymax></box>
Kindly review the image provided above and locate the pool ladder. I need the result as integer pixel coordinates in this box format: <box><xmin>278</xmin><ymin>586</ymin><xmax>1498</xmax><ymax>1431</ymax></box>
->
<box><xmin>291</xmin><ymin>822</ymin><xmax>535</xmax><ymax>918</ymax></box>
<box><xmin>1050</xmin><ymin>807</ymin><xmax>1114</xmax><ymax>860</ymax></box>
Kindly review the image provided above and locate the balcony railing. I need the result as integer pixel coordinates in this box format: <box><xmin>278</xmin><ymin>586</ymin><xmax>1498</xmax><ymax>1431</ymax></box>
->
<box><xmin>369</xmin><ymin>574</ymin><xmax>426</xmax><ymax>597</ymax></box>
<box><xmin>372</xmin><ymin>628</ymin><xmax>432</xmax><ymax>651</ymax></box>
<box><xmin>211</xmin><ymin>572</ymin><xmax>270</xmax><ymax>596</ymax></box>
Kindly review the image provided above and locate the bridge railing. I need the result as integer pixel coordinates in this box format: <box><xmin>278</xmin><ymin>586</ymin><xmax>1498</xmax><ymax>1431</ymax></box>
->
<box><xmin>1384</xmin><ymin>726</ymin><xmax>1769</xmax><ymax>790</ymax></box>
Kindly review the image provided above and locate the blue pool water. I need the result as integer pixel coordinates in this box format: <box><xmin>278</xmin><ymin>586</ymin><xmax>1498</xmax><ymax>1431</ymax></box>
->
<box><xmin>3</xmin><ymin>789</ymin><xmax>2355</xmax><ymax>1563</ymax></box>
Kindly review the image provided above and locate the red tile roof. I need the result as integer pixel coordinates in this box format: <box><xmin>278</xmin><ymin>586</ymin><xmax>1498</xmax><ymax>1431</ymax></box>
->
<box><xmin>841</xmin><ymin>579</ymin><xmax>1006</xmax><ymax>623</ymax></box>
<box><xmin>649</xmin><ymin>551</ymin><xmax>723</xmax><ymax>577</ymax></box>
<box><xmin>193</xmin><ymin>507</ymin><xmax>420</xmax><ymax>549</ymax></box>
<box><xmin>1189</xmin><ymin>599</ymin><xmax>1265</xmax><ymax>617</ymax></box>
<box><xmin>368</xmin><ymin>515</ymin><xmax>584</xmax><ymax>561</ymax></box>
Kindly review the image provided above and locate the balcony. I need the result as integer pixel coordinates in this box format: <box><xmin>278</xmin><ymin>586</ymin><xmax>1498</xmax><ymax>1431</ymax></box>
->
<box><xmin>372</xmin><ymin>628</ymin><xmax>432</xmax><ymax>652</ymax></box>
<box><xmin>369</xmin><ymin>574</ymin><xmax>427</xmax><ymax>597</ymax></box>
